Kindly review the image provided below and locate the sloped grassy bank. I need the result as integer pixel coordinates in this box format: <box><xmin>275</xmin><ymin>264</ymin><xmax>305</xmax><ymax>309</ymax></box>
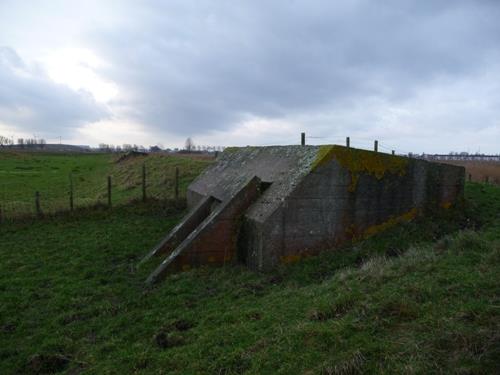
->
<box><xmin>0</xmin><ymin>183</ymin><xmax>499</xmax><ymax>374</ymax></box>
<box><xmin>0</xmin><ymin>152</ymin><xmax>212</xmax><ymax>218</ymax></box>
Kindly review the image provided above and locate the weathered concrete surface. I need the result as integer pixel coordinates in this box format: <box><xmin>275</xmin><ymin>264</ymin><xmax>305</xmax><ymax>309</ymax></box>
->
<box><xmin>241</xmin><ymin>148</ymin><xmax>464</xmax><ymax>270</ymax></box>
<box><xmin>187</xmin><ymin>146</ymin><xmax>318</xmax><ymax>211</ymax></box>
<box><xmin>144</xmin><ymin>145</ymin><xmax>465</xmax><ymax>282</ymax></box>
<box><xmin>139</xmin><ymin>195</ymin><xmax>218</xmax><ymax>266</ymax></box>
<box><xmin>146</xmin><ymin>176</ymin><xmax>263</xmax><ymax>284</ymax></box>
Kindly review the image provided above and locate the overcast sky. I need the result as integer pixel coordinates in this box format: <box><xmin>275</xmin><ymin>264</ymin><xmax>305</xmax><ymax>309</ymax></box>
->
<box><xmin>1</xmin><ymin>0</ymin><xmax>499</xmax><ymax>153</ymax></box>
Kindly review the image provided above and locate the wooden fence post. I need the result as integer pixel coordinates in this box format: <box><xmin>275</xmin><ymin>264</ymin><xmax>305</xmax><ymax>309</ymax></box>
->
<box><xmin>35</xmin><ymin>191</ymin><xmax>41</xmax><ymax>216</ymax></box>
<box><xmin>468</xmin><ymin>173</ymin><xmax>472</xmax><ymax>182</ymax></box>
<box><xmin>301</xmin><ymin>132</ymin><xmax>306</xmax><ymax>146</ymax></box>
<box><xmin>346</xmin><ymin>137</ymin><xmax>350</xmax><ymax>149</ymax></box>
<box><xmin>374</xmin><ymin>140</ymin><xmax>378</xmax><ymax>153</ymax></box>
<box><xmin>175</xmin><ymin>166</ymin><xmax>179</xmax><ymax>200</ymax></box>
<box><xmin>69</xmin><ymin>173</ymin><xmax>74</xmax><ymax>211</ymax></box>
<box><xmin>142</xmin><ymin>163</ymin><xmax>146</xmax><ymax>202</ymax></box>
<box><xmin>107</xmin><ymin>176</ymin><xmax>112</xmax><ymax>207</ymax></box>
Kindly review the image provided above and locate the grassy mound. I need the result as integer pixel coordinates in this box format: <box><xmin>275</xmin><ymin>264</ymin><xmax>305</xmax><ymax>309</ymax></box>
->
<box><xmin>0</xmin><ymin>152</ymin><xmax>212</xmax><ymax>218</ymax></box>
<box><xmin>0</xmin><ymin>183</ymin><xmax>499</xmax><ymax>374</ymax></box>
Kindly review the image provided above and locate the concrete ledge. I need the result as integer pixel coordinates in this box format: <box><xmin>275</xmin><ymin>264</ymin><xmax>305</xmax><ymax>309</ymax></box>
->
<box><xmin>138</xmin><ymin>195</ymin><xmax>218</xmax><ymax>267</ymax></box>
<box><xmin>145</xmin><ymin>176</ymin><xmax>263</xmax><ymax>284</ymax></box>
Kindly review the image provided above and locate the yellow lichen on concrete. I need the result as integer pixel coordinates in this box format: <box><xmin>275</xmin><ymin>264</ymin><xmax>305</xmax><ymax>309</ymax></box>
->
<box><xmin>280</xmin><ymin>208</ymin><xmax>418</xmax><ymax>265</ymax></box>
<box><xmin>441</xmin><ymin>201</ymin><xmax>452</xmax><ymax>209</ymax></box>
<box><xmin>311</xmin><ymin>145</ymin><xmax>336</xmax><ymax>170</ymax></box>
<box><xmin>223</xmin><ymin>147</ymin><xmax>240</xmax><ymax>153</ymax></box>
<box><xmin>312</xmin><ymin>145</ymin><xmax>409</xmax><ymax>192</ymax></box>
<box><xmin>363</xmin><ymin>208</ymin><xmax>418</xmax><ymax>238</ymax></box>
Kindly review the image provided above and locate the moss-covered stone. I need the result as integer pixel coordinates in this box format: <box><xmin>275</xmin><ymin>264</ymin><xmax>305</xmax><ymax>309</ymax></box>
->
<box><xmin>312</xmin><ymin>145</ymin><xmax>408</xmax><ymax>191</ymax></box>
<box><xmin>362</xmin><ymin>208</ymin><xmax>418</xmax><ymax>238</ymax></box>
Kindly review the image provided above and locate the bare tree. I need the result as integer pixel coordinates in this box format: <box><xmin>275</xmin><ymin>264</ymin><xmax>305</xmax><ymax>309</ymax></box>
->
<box><xmin>185</xmin><ymin>137</ymin><xmax>195</xmax><ymax>153</ymax></box>
<box><xmin>98</xmin><ymin>143</ymin><xmax>111</xmax><ymax>152</ymax></box>
<box><xmin>0</xmin><ymin>135</ymin><xmax>12</xmax><ymax>146</ymax></box>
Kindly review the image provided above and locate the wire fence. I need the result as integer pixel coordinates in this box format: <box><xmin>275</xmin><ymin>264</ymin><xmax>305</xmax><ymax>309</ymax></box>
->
<box><xmin>1</xmin><ymin>135</ymin><xmax>497</xmax><ymax>222</ymax></box>
<box><xmin>301</xmin><ymin>134</ymin><xmax>408</xmax><ymax>155</ymax></box>
<box><xmin>300</xmin><ymin>133</ymin><xmax>500</xmax><ymax>185</ymax></box>
<box><xmin>0</xmin><ymin>163</ymin><xmax>187</xmax><ymax>223</ymax></box>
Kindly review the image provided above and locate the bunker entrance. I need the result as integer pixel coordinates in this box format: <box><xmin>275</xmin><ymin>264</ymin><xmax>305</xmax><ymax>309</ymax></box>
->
<box><xmin>143</xmin><ymin>176</ymin><xmax>265</xmax><ymax>284</ymax></box>
<box><xmin>236</xmin><ymin>180</ymin><xmax>273</xmax><ymax>265</ymax></box>
<box><xmin>259</xmin><ymin>181</ymin><xmax>272</xmax><ymax>193</ymax></box>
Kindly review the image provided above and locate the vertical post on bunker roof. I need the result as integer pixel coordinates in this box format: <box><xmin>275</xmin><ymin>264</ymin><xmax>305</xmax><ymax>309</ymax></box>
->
<box><xmin>392</xmin><ymin>150</ymin><xmax>395</xmax><ymax>155</ymax></box>
<box><xmin>374</xmin><ymin>140</ymin><xmax>378</xmax><ymax>153</ymax></box>
<box><xmin>301</xmin><ymin>132</ymin><xmax>305</xmax><ymax>146</ymax></box>
<box><xmin>346</xmin><ymin>137</ymin><xmax>350</xmax><ymax>149</ymax></box>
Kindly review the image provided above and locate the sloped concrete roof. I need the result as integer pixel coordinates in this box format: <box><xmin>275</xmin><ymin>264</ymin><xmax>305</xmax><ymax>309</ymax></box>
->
<box><xmin>188</xmin><ymin>145</ymin><xmax>320</xmax><ymax>223</ymax></box>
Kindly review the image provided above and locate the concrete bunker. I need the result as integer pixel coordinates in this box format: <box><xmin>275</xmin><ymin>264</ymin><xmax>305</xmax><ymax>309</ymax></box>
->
<box><xmin>142</xmin><ymin>145</ymin><xmax>464</xmax><ymax>284</ymax></box>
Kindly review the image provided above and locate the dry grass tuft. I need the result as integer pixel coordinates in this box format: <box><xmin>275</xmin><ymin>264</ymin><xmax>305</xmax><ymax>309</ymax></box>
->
<box><xmin>441</xmin><ymin>160</ymin><xmax>500</xmax><ymax>185</ymax></box>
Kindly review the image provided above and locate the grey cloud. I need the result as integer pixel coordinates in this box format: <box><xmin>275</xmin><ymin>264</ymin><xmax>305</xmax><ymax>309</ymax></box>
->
<box><xmin>1</xmin><ymin>0</ymin><xmax>499</xmax><ymax>152</ymax></box>
<box><xmin>85</xmin><ymin>0</ymin><xmax>500</xmax><ymax>137</ymax></box>
<box><xmin>0</xmin><ymin>46</ymin><xmax>109</xmax><ymax>137</ymax></box>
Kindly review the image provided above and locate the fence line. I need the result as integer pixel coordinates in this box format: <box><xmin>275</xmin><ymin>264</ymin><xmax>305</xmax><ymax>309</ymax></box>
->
<box><xmin>302</xmin><ymin>133</ymin><xmax>499</xmax><ymax>160</ymax></box>
<box><xmin>2</xmin><ymin>135</ymin><xmax>498</xmax><ymax>221</ymax></box>
<box><xmin>0</xmin><ymin>164</ymin><xmax>185</xmax><ymax>222</ymax></box>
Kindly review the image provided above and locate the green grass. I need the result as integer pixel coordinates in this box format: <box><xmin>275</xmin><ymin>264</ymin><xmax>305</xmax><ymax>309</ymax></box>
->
<box><xmin>0</xmin><ymin>183</ymin><xmax>499</xmax><ymax>374</ymax></box>
<box><xmin>0</xmin><ymin>151</ymin><xmax>212</xmax><ymax>218</ymax></box>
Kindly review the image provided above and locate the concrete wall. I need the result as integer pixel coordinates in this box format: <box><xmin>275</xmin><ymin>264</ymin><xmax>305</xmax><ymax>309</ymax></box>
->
<box><xmin>240</xmin><ymin>147</ymin><xmax>465</xmax><ymax>271</ymax></box>
<box><xmin>161</xmin><ymin>176</ymin><xmax>262</xmax><ymax>273</ymax></box>
<box><xmin>148</xmin><ymin>145</ymin><xmax>465</xmax><ymax>281</ymax></box>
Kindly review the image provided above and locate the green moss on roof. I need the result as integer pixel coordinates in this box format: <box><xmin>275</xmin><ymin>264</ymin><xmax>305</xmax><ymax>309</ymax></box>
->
<box><xmin>312</xmin><ymin>145</ymin><xmax>409</xmax><ymax>191</ymax></box>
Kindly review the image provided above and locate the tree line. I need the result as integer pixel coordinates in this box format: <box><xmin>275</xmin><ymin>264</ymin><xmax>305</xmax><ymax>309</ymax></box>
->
<box><xmin>97</xmin><ymin>143</ymin><xmax>149</xmax><ymax>153</ymax></box>
<box><xmin>98</xmin><ymin>138</ymin><xmax>224</xmax><ymax>153</ymax></box>
<box><xmin>0</xmin><ymin>135</ymin><xmax>47</xmax><ymax>148</ymax></box>
<box><xmin>183</xmin><ymin>137</ymin><xmax>224</xmax><ymax>153</ymax></box>
<box><xmin>1</xmin><ymin>134</ymin><xmax>224</xmax><ymax>153</ymax></box>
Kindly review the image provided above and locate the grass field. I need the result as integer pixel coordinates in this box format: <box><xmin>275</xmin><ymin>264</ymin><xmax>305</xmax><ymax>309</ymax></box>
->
<box><xmin>0</xmin><ymin>151</ymin><xmax>212</xmax><ymax>219</ymax></box>
<box><xmin>0</xmin><ymin>182</ymin><xmax>499</xmax><ymax>374</ymax></box>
